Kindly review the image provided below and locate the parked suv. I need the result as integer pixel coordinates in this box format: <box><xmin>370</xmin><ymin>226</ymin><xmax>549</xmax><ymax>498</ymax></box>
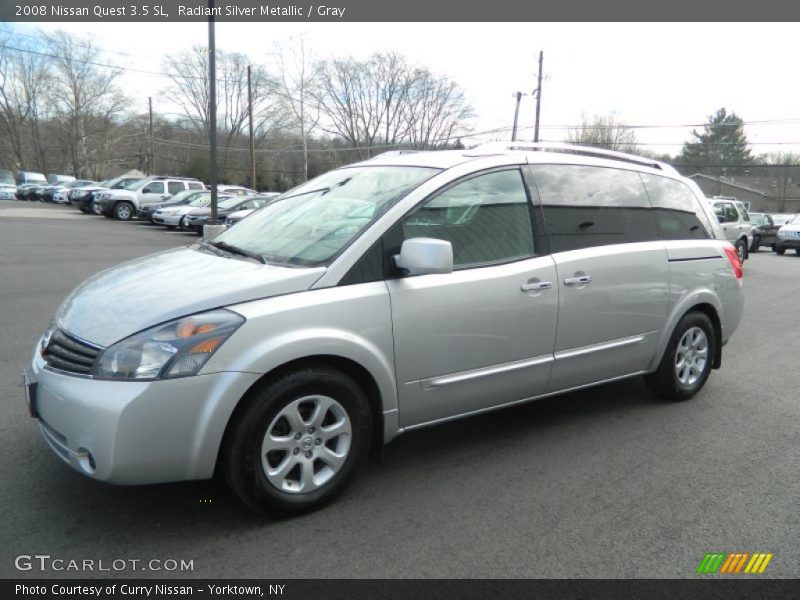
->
<box><xmin>24</xmin><ymin>143</ymin><xmax>743</xmax><ymax>514</ymax></box>
<box><xmin>95</xmin><ymin>176</ymin><xmax>205</xmax><ymax>220</ymax></box>
<box><xmin>707</xmin><ymin>197</ymin><xmax>752</xmax><ymax>262</ymax></box>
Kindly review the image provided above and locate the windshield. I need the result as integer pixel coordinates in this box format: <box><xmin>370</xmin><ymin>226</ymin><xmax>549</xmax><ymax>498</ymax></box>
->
<box><xmin>214</xmin><ymin>165</ymin><xmax>439</xmax><ymax>267</ymax></box>
<box><xmin>188</xmin><ymin>194</ymin><xmax>213</xmax><ymax>207</ymax></box>
<box><xmin>167</xmin><ymin>189</ymin><xmax>199</xmax><ymax>203</ymax></box>
<box><xmin>122</xmin><ymin>178</ymin><xmax>147</xmax><ymax>190</ymax></box>
<box><xmin>790</xmin><ymin>215</ymin><xmax>800</xmax><ymax>225</ymax></box>
<box><xmin>218</xmin><ymin>196</ymin><xmax>244</xmax><ymax>209</ymax></box>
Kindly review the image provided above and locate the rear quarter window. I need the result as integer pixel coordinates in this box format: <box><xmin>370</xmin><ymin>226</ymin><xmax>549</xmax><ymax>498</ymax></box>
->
<box><xmin>640</xmin><ymin>174</ymin><xmax>713</xmax><ymax>240</ymax></box>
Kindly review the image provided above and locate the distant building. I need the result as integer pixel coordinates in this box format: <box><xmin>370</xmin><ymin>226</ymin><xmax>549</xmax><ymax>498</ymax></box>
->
<box><xmin>688</xmin><ymin>173</ymin><xmax>800</xmax><ymax>213</ymax></box>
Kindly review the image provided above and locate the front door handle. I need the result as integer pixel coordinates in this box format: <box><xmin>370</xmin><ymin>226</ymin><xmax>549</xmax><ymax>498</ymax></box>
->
<box><xmin>521</xmin><ymin>281</ymin><xmax>552</xmax><ymax>292</ymax></box>
<box><xmin>564</xmin><ymin>275</ymin><xmax>592</xmax><ymax>286</ymax></box>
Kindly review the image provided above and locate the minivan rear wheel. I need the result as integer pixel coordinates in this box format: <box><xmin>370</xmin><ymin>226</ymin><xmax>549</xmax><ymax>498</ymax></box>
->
<box><xmin>221</xmin><ymin>366</ymin><xmax>372</xmax><ymax>515</ymax></box>
<box><xmin>645</xmin><ymin>311</ymin><xmax>715</xmax><ymax>401</ymax></box>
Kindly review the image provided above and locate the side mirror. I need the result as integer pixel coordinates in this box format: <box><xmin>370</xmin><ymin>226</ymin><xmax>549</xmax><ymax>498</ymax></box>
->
<box><xmin>394</xmin><ymin>238</ymin><xmax>453</xmax><ymax>275</ymax></box>
<box><xmin>717</xmin><ymin>216</ymin><xmax>725</xmax><ymax>224</ymax></box>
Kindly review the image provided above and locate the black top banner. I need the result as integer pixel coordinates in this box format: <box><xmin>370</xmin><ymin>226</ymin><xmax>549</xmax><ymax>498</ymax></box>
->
<box><xmin>3</xmin><ymin>0</ymin><xmax>800</xmax><ymax>22</ymax></box>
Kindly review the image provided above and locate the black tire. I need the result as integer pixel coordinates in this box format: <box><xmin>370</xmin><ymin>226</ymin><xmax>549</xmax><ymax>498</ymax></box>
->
<box><xmin>749</xmin><ymin>235</ymin><xmax>759</xmax><ymax>253</ymax></box>
<box><xmin>114</xmin><ymin>201</ymin><xmax>135</xmax><ymax>221</ymax></box>
<box><xmin>221</xmin><ymin>366</ymin><xmax>372</xmax><ymax>516</ymax></box>
<box><xmin>775</xmin><ymin>245</ymin><xmax>786</xmax><ymax>255</ymax></box>
<box><xmin>179</xmin><ymin>216</ymin><xmax>189</xmax><ymax>231</ymax></box>
<box><xmin>795</xmin><ymin>248</ymin><xmax>800</xmax><ymax>256</ymax></box>
<box><xmin>735</xmin><ymin>238</ymin><xmax>748</xmax><ymax>262</ymax></box>
<box><xmin>645</xmin><ymin>311</ymin><xmax>716</xmax><ymax>402</ymax></box>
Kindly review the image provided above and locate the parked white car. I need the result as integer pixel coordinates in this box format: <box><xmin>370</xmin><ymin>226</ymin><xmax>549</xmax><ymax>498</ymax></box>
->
<box><xmin>217</xmin><ymin>185</ymin><xmax>257</xmax><ymax>197</ymax></box>
<box><xmin>0</xmin><ymin>182</ymin><xmax>17</xmax><ymax>200</ymax></box>
<box><xmin>152</xmin><ymin>193</ymin><xmax>231</xmax><ymax>229</ymax></box>
<box><xmin>775</xmin><ymin>214</ymin><xmax>800</xmax><ymax>255</ymax></box>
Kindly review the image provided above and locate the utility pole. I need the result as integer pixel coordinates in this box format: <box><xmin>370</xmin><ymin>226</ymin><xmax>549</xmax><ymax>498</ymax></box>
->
<box><xmin>148</xmin><ymin>96</ymin><xmax>154</xmax><ymax>175</ymax></box>
<box><xmin>511</xmin><ymin>91</ymin><xmax>523</xmax><ymax>142</ymax></box>
<box><xmin>208</xmin><ymin>0</ymin><xmax>219</xmax><ymax>225</ymax></box>
<box><xmin>247</xmin><ymin>65</ymin><xmax>256</xmax><ymax>190</ymax></box>
<box><xmin>533</xmin><ymin>50</ymin><xmax>543</xmax><ymax>143</ymax></box>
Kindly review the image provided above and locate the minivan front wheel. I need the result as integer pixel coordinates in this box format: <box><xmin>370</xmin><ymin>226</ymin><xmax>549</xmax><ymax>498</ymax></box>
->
<box><xmin>222</xmin><ymin>366</ymin><xmax>372</xmax><ymax>515</ymax></box>
<box><xmin>645</xmin><ymin>311</ymin><xmax>716</xmax><ymax>401</ymax></box>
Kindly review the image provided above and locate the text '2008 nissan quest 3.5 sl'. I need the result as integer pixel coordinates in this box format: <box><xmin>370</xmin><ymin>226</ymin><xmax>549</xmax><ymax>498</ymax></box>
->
<box><xmin>25</xmin><ymin>143</ymin><xmax>744</xmax><ymax>514</ymax></box>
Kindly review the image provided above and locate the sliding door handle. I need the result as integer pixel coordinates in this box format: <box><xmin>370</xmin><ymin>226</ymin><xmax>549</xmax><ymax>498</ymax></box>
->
<box><xmin>521</xmin><ymin>281</ymin><xmax>552</xmax><ymax>292</ymax></box>
<box><xmin>564</xmin><ymin>275</ymin><xmax>592</xmax><ymax>286</ymax></box>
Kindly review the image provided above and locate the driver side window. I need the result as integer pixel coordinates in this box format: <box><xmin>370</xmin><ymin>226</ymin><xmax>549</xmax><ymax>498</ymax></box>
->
<box><xmin>401</xmin><ymin>169</ymin><xmax>534</xmax><ymax>269</ymax></box>
<box><xmin>142</xmin><ymin>181</ymin><xmax>164</xmax><ymax>195</ymax></box>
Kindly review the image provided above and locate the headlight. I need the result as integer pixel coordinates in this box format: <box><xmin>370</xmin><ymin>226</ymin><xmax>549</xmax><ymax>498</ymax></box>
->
<box><xmin>95</xmin><ymin>310</ymin><xmax>244</xmax><ymax>380</ymax></box>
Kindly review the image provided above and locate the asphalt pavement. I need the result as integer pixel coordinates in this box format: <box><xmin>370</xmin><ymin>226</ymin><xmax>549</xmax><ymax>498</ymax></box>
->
<box><xmin>1</xmin><ymin>202</ymin><xmax>798</xmax><ymax>579</ymax></box>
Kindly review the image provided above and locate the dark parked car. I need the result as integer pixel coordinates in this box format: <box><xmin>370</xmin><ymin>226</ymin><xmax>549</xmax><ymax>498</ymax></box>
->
<box><xmin>183</xmin><ymin>195</ymin><xmax>278</xmax><ymax>234</ymax></box>
<box><xmin>748</xmin><ymin>212</ymin><xmax>780</xmax><ymax>252</ymax></box>
<box><xmin>138</xmin><ymin>189</ymin><xmax>209</xmax><ymax>223</ymax></box>
<box><xmin>16</xmin><ymin>183</ymin><xmax>40</xmax><ymax>201</ymax></box>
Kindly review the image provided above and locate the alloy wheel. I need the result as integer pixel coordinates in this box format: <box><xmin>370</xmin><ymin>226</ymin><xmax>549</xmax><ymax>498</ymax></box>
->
<box><xmin>674</xmin><ymin>326</ymin><xmax>708</xmax><ymax>387</ymax></box>
<box><xmin>260</xmin><ymin>395</ymin><xmax>352</xmax><ymax>494</ymax></box>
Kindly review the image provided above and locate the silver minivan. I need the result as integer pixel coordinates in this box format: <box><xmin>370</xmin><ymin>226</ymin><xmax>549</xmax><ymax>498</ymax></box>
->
<box><xmin>25</xmin><ymin>143</ymin><xmax>744</xmax><ymax>514</ymax></box>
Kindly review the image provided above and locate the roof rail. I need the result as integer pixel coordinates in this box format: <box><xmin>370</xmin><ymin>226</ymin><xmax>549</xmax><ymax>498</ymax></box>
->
<box><xmin>368</xmin><ymin>150</ymin><xmax>420</xmax><ymax>160</ymax></box>
<box><xmin>468</xmin><ymin>141</ymin><xmax>678</xmax><ymax>174</ymax></box>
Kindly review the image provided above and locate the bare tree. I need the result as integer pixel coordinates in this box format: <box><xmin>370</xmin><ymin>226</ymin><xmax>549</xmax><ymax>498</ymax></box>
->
<box><xmin>313</xmin><ymin>53</ymin><xmax>471</xmax><ymax>157</ymax></box>
<box><xmin>45</xmin><ymin>30</ymin><xmax>127</xmax><ymax>177</ymax></box>
<box><xmin>273</xmin><ymin>36</ymin><xmax>320</xmax><ymax>182</ymax></box>
<box><xmin>0</xmin><ymin>35</ymin><xmax>54</xmax><ymax>172</ymax></box>
<box><xmin>165</xmin><ymin>47</ymin><xmax>285</xmax><ymax>179</ymax></box>
<box><xmin>759</xmin><ymin>152</ymin><xmax>800</xmax><ymax>212</ymax></box>
<box><xmin>405</xmin><ymin>70</ymin><xmax>473</xmax><ymax>150</ymax></box>
<box><xmin>567</xmin><ymin>112</ymin><xmax>638</xmax><ymax>153</ymax></box>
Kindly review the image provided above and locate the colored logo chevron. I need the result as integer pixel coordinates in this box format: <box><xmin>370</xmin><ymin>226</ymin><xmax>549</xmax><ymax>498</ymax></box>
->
<box><xmin>696</xmin><ymin>552</ymin><xmax>773</xmax><ymax>574</ymax></box>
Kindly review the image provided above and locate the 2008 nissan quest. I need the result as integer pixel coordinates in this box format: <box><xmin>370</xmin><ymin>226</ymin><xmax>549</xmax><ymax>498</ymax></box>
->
<box><xmin>25</xmin><ymin>143</ymin><xmax>744</xmax><ymax>514</ymax></box>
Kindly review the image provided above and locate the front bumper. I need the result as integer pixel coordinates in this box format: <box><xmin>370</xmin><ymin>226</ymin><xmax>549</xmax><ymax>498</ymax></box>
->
<box><xmin>27</xmin><ymin>349</ymin><xmax>260</xmax><ymax>485</ymax></box>
<box><xmin>776</xmin><ymin>236</ymin><xmax>800</xmax><ymax>249</ymax></box>
<box><xmin>154</xmin><ymin>213</ymin><xmax>182</xmax><ymax>226</ymax></box>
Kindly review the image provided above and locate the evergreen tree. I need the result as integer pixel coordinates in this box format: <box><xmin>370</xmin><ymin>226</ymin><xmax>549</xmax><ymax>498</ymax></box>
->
<box><xmin>679</xmin><ymin>108</ymin><xmax>752</xmax><ymax>176</ymax></box>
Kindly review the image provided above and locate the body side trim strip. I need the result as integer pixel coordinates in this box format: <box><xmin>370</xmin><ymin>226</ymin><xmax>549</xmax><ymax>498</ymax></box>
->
<box><xmin>420</xmin><ymin>354</ymin><xmax>553</xmax><ymax>390</ymax></box>
<box><xmin>401</xmin><ymin>370</ymin><xmax>649</xmax><ymax>434</ymax></box>
<box><xmin>554</xmin><ymin>332</ymin><xmax>652</xmax><ymax>361</ymax></box>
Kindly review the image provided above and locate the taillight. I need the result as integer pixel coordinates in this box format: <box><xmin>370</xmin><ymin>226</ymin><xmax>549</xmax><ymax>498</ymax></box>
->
<box><xmin>723</xmin><ymin>245</ymin><xmax>743</xmax><ymax>281</ymax></box>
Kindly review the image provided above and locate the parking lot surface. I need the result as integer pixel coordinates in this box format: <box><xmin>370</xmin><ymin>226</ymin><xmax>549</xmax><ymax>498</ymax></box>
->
<box><xmin>1</xmin><ymin>202</ymin><xmax>798</xmax><ymax>578</ymax></box>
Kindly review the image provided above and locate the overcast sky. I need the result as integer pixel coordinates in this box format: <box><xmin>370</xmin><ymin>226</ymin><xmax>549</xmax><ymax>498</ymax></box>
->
<box><xmin>6</xmin><ymin>21</ymin><xmax>800</xmax><ymax>157</ymax></box>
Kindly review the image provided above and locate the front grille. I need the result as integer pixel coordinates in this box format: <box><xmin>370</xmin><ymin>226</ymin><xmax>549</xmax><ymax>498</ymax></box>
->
<box><xmin>42</xmin><ymin>329</ymin><xmax>102</xmax><ymax>376</ymax></box>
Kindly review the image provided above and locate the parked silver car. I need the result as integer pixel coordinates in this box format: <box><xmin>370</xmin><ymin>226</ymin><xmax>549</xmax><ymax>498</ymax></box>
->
<box><xmin>25</xmin><ymin>143</ymin><xmax>744</xmax><ymax>514</ymax></box>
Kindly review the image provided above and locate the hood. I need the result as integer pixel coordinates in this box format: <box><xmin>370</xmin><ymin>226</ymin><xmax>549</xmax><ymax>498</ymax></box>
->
<box><xmin>57</xmin><ymin>246</ymin><xmax>326</xmax><ymax>347</ymax></box>
<box><xmin>228</xmin><ymin>209</ymin><xmax>254</xmax><ymax>220</ymax></box>
<box><xmin>779</xmin><ymin>223</ymin><xmax>800</xmax><ymax>233</ymax></box>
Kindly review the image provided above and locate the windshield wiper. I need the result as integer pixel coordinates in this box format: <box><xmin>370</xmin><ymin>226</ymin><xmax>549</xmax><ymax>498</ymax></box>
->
<box><xmin>207</xmin><ymin>240</ymin><xmax>267</xmax><ymax>264</ymax></box>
